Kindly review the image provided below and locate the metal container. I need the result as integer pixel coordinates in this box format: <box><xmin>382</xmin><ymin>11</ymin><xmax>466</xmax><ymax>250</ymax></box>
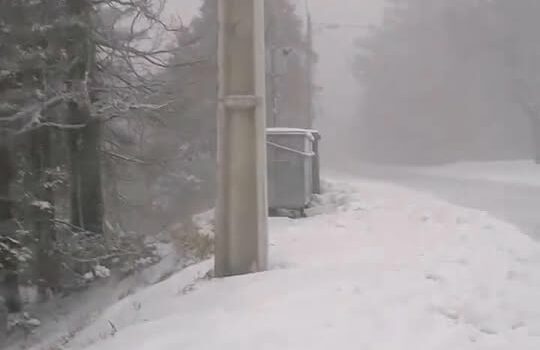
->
<box><xmin>266</xmin><ymin>128</ymin><xmax>317</xmax><ymax>214</ymax></box>
<box><xmin>310</xmin><ymin>130</ymin><xmax>322</xmax><ymax>194</ymax></box>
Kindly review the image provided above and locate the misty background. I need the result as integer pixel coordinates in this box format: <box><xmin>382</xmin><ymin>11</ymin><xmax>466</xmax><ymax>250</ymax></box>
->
<box><xmin>171</xmin><ymin>0</ymin><xmax>385</xmax><ymax>165</ymax></box>
<box><xmin>173</xmin><ymin>0</ymin><xmax>537</xmax><ymax>166</ymax></box>
<box><xmin>3</xmin><ymin>0</ymin><xmax>540</xmax><ymax>344</ymax></box>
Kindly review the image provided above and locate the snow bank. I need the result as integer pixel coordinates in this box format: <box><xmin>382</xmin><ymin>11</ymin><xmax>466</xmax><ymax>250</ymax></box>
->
<box><xmin>419</xmin><ymin>160</ymin><xmax>540</xmax><ymax>187</ymax></box>
<box><xmin>46</xmin><ymin>178</ymin><xmax>540</xmax><ymax>350</ymax></box>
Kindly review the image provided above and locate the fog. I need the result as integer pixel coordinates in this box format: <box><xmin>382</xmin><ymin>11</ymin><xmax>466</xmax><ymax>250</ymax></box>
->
<box><xmin>3</xmin><ymin>0</ymin><xmax>540</xmax><ymax>347</ymax></box>
<box><xmin>170</xmin><ymin>0</ymin><xmax>384</xmax><ymax>166</ymax></box>
<box><xmin>309</xmin><ymin>0</ymin><xmax>536</xmax><ymax>167</ymax></box>
<box><xmin>307</xmin><ymin>0</ymin><xmax>383</xmax><ymax>166</ymax></box>
<box><xmin>113</xmin><ymin>0</ymin><xmax>540</xmax><ymax>241</ymax></box>
<box><xmin>168</xmin><ymin>0</ymin><xmax>538</xmax><ymax>168</ymax></box>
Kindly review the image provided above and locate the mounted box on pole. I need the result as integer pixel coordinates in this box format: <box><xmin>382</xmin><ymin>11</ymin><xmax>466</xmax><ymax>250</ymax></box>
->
<box><xmin>215</xmin><ymin>0</ymin><xmax>268</xmax><ymax>277</ymax></box>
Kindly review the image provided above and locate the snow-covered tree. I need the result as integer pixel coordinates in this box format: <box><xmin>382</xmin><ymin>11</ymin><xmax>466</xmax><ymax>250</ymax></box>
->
<box><xmin>353</xmin><ymin>0</ymin><xmax>534</xmax><ymax>164</ymax></box>
<box><xmin>0</xmin><ymin>0</ymin><xmax>185</xmax><ymax>310</ymax></box>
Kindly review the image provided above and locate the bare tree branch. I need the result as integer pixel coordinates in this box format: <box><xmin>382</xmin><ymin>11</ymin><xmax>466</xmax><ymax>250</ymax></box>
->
<box><xmin>103</xmin><ymin>149</ymin><xmax>149</xmax><ymax>164</ymax></box>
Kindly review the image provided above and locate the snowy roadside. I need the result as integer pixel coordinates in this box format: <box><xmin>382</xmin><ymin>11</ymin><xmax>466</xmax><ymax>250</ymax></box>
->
<box><xmin>20</xmin><ymin>178</ymin><xmax>540</xmax><ymax>350</ymax></box>
<box><xmin>415</xmin><ymin>160</ymin><xmax>540</xmax><ymax>188</ymax></box>
<box><xmin>4</xmin><ymin>239</ymin><xmax>190</xmax><ymax>350</ymax></box>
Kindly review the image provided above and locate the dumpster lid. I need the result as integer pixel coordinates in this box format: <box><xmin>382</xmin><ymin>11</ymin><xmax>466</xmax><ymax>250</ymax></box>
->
<box><xmin>267</xmin><ymin>128</ymin><xmax>319</xmax><ymax>140</ymax></box>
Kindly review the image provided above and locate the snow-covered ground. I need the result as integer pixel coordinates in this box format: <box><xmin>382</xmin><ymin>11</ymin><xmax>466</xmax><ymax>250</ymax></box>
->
<box><xmin>17</xmin><ymin>178</ymin><xmax>540</xmax><ymax>350</ymax></box>
<box><xmin>418</xmin><ymin>160</ymin><xmax>540</xmax><ymax>187</ymax></box>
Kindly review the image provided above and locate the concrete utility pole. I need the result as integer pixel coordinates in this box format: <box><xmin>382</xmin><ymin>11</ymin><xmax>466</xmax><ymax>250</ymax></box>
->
<box><xmin>215</xmin><ymin>0</ymin><xmax>268</xmax><ymax>277</ymax></box>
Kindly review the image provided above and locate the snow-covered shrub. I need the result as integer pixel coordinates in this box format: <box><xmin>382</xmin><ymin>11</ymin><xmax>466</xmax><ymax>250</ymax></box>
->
<box><xmin>50</xmin><ymin>223</ymin><xmax>161</xmax><ymax>290</ymax></box>
<box><xmin>168</xmin><ymin>211</ymin><xmax>215</xmax><ymax>262</ymax></box>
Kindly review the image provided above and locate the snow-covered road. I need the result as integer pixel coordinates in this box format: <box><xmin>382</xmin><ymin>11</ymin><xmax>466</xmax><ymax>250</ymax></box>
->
<box><xmin>35</xmin><ymin>179</ymin><xmax>540</xmax><ymax>350</ymax></box>
<box><xmin>335</xmin><ymin>162</ymin><xmax>540</xmax><ymax>240</ymax></box>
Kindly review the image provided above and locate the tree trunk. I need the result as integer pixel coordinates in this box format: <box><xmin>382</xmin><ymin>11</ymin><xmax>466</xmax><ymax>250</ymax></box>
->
<box><xmin>520</xmin><ymin>103</ymin><xmax>540</xmax><ymax>163</ymax></box>
<box><xmin>0</xmin><ymin>139</ymin><xmax>21</xmax><ymax>313</ymax></box>
<box><xmin>0</xmin><ymin>297</ymin><xmax>6</xmax><ymax>344</ymax></box>
<box><xmin>68</xmin><ymin>118</ymin><xmax>104</xmax><ymax>234</ymax></box>
<box><xmin>29</xmin><ymin>128</ymin><xmax>60</xmax><ymax>299</ymax></box>
<box><xmin>66</xmin><ymin>0</ymin><xmax>104</xmax><ymax>235</ymax></box>
<box><xmin>0</xmin><ymin>140</ymin><xmax>12</xmax><ymax>225</ymax></box>
<box><xmin>531</xmin><ymin>117</ymin><xmax>540</xmax><ymax>164</ymax></box>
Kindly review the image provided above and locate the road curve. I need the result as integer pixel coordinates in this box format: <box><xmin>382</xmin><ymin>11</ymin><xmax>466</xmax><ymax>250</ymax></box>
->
<box><xmin>333</xmin><ymin>163</ymin><xmax>540</xmax><ymax>240</ymax></box>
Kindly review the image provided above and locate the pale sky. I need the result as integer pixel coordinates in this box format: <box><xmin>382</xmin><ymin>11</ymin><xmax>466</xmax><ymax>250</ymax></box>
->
<box><xmin>164</xmin><ymin>0</ymin><xmax>202</xmax><ymax>25</ymax></box>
